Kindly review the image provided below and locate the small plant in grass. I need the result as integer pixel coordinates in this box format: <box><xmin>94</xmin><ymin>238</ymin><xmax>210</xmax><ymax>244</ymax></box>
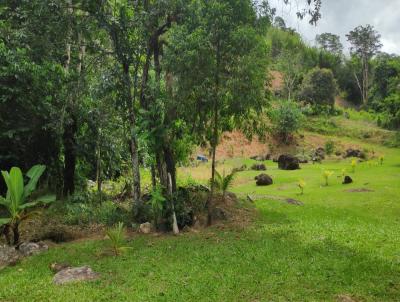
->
<box><xmin>105</xmin><ymin>222</ymin><xmax>130</xmax><ymax>256</ymax></box>
<box><xmin>351</xmin><ymin>159</ymin><xmax>357</xmax><ymax>173</ymax></box>
<box><xmin>211</xmin><ymin>170</ymin><xmax>236</xmax><ymax>199</ymax></box>
<box><xmin>322</xmin><ymin>170</ymin><xmax>334</xmax><ymax>186</ymax></box>
<box><xmin>341</xmin><ymin>168</ymin><xmax>347</xmax><ymax>181</ymax></box>
<box><xmin>0</xmin><ymin>165</ymin><xmax>55</xmax><ymax>245</ymax></box>
<box><xmin>298</xmin><ymin>179</ymin><xmax>306</xmax><ymax>195</ymax></box>
<box><xmin>379</xmin><ymin>155</ymin><xmax>384</xmax><ymax>165</ymax></box>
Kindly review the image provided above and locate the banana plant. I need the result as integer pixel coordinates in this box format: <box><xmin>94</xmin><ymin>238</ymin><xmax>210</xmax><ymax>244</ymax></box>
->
<box><xmin>0</xmin><ymin>165</ymin><xmax>55</xmax><ymax>245</ymax></box>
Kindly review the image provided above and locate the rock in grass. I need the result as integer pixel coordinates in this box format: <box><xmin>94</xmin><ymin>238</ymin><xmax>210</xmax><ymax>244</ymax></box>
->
<box><xmin>139</xmin><ymin>222</ymin><xmax>152</xmax><ymax>234</ymax></box>
<box><xmin>53</xmin><ymin>266</ymin><xmax>100</xmax><ymax>285</ymax></box>
<box><xmin>251</xmin><ymin>163</ymin><xmax>266</xmax><ymax>171</ymax></box>
<box><xmin>50</xmin><ymin>262</ymin><xmax>71</xmax><ymax>273</ymax></box>
<box><xmin>255</xmin><ymin>174</ymin><xmax>273</xmax><ymax>186</ymax></box>
<box><xmin>342</xmin><ymin>176</ymin><xmax>353</xmax><ymax>184</ymax></box>
<box><xmin>278</xmin><ymin>154</ymin><xmax>300</xmax><ymax>170</ymax></box>
<box><xmin>0</xmin><ymin>245</ymin><xmax>20</xmax><ymax>270</ymax></box>
<box><xmin>19</xmin><ymin>241</ymin><xmax>48</xmax><ymax>257</ymax></box>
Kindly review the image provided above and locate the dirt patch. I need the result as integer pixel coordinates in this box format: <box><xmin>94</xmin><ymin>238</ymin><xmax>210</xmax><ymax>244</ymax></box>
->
<box><xmin>337</xmin><ymin>294</ymin><xmax>359</xmax><ymax>302</ymax></box>
<box><xmin>346</xmin><ymin>188</ymin><xmax>374</xmax><ymax>193</ymax></box>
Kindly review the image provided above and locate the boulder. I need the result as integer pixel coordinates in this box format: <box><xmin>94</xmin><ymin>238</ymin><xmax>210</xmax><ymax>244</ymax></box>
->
<box><xmin>344</xmin><ymin>148</ymin><xmax>366</xmax><ymax>159</ymax></box>
<box><xmin>139</xmin><ymin>222</ymin><xmax>152</xmax><ymax>234</ymax></box>
<box><xmin>232</xmin><ymin>165</ymin><xmax>247</xmax><ymax>173</ymax></box>
<box><xmin>251</xmin><ymin>163</ymin><xmax>266</xmax><ymax>171</ymax></box>
<box><xmin>314</xmin><ymin>147</ymin><xmax>325</xmax><ymax>160</ymax></box>
<box><xmin>50</xmin><ymin>262</ymin><xmax>71</xmax><ymax>273</ymax></box>
<box><xmin>19</xmin><ymin>241</ymin><xmax>48</xmax><ymax>257</ymax></box>
<box><xmin>342</xmin><ymin>176</ymin><xmax>353</xmax><ymax>185</ymax></box>
<box><xmin>255</xmin><ymin>174</ymin><xmax>273</xmax><ymax>186</ymax></box>
<box><xmin>53</xmin><ymin>266</ymin><xmax>100</xmax><ymax>285</ymax></box>
<box><xmin>278</xmin><ymin>155</ymin><xmax>300</xmax><ymax>170</ymax></box>
<box><xmin>0</xmin><ymin>245</ymin><xmax>20</xmax><ymax>270</ymax></box>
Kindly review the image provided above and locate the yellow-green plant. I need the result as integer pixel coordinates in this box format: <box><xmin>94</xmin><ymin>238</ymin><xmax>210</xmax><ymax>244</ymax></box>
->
<box><xmin>351</xmin><ymin>159</ymin><xmax>357</xmax><ymax>173</ymax></box>
<box><xmin>105</xmin><ymin>222</ymin><xmax>130</xmax><ymax>256</ymax></box>
<box><xmin>379</xmin><ymin>155</ymin><xmax>384</xmax><ymax>165</ymax></box>
<box><xmin>322</xmin><ymin>170</ymin><xmax>334</xmax><ymax>186</ymax></box>
<box><xmin>210</xmin><ymin>170</ymin><xmax>236</xmax><ymax>199</ymax></box>
<box><xmin>298</xmin><ymin>179</ymin><xmax>306</xmax><ymax>195</ymax></box>
<box><xmin>0</xmin><ymin>165</ymin><xmax>55</xmax><ymax>245</ymax></box>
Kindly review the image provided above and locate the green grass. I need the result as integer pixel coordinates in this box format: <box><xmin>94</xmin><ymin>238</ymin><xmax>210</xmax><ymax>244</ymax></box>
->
<box><xmin>1</xmin><ymin>140</ymin><xmax>400</xmax><ymax>301</ymax></box>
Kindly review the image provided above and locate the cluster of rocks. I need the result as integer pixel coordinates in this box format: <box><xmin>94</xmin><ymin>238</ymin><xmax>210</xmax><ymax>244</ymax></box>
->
<box><xmin>0</xmin><ymin>241</ymin><xmax>48</xmax><ymax>270</ymax></box>
<box><xmin>344</xmin><ymin>148</ymin><xmax>366</xmax><ymax>159</ymax></box>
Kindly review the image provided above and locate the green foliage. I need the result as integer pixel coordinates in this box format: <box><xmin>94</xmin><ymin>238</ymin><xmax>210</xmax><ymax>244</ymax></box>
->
<box><xmin>0</xmin><ymin>165</ymin><xmax>55</xmax><ymax>245</ymax></box>
<box><xmin>269</xmin><ymin>100</ymin><xmax>304</xmax><ymax>143</ymax></box>
<box><xmin>211</xmin><ymin>170</ymin><xmax>236</xmax><ymax>198</ymax></box>
<box><xmin>322</xmin><ymin>170</ymin><xmax>334</xmax><ymax>186</ymax></box>
<box><xmin>105</xmin><ymin>222</ymin><xmax>130</xmax><ymax>256</ymax></box>
<box><xmin>299</xmin><ymin>68</ymin><xmax>337</xmax><ymax>107</ymax></box>
<box><xmin>150</xmin><ymin>185</ymin><xmax>166</xmax><ymax>227</ymax></box>
<box><xmin>324</xmin><ymin>140</ymin><xmax>335</xmax><ymax>155</ymax></box>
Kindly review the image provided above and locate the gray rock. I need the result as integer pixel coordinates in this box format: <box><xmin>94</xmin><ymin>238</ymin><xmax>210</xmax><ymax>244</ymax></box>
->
<box><xmin>139</xmin><ymin>222</ymin><xmax>152</xmax><ymax>234</ymax></box>
<box><xmin>255</xmin><ymin>174</ymin><xmax>273</xmax><ymax>186</ymax></box>
<box><xmin>53</xmin><ymin>266</ymin><xmax>100</xmax><ymax>285</ymax></box>
<box><xmin>0</xmin><ymin>245</ymin><xmax>20</xmax><ymax>270</ymax></box>
<box><xmin>19</xmin><ymin>241</ymin><xmax>48</xmax><ymax>257</ymax></box>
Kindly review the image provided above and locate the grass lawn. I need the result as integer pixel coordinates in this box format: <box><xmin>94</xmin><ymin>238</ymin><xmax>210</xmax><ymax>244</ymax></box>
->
<box><xmin>1</xmin><ymin>141</ymin><xmax>400</xmax><ymax>301</ymax></box>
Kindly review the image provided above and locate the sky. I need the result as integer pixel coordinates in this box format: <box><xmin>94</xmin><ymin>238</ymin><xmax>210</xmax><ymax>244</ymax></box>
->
<box><xmin>267</xmin><ymin>0</ymin><xmax>400</xmax><ymax>55</ymax></box>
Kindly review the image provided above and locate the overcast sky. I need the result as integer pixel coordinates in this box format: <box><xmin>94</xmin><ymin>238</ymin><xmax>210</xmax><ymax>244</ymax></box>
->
<box><xmin>268</xmin><ymin>0</ymin><xmax>400</xmax><ymax>55</ymax></box>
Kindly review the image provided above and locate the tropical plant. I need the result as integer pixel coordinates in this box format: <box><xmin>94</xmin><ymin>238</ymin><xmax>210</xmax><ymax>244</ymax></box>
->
<box><xmin>211</xmin><ymin>170</ymin><xmax>236</xmax><ymax>199</ymax></box>
<box><xmin>379</xmin><ymin>155</ymin><xmax>385</xmax><ymax>165</ymax></box>
<box><xmin>0</xmin><ymin>165</ymin><xmax>55</xmax><ymax>245</ymax></box>
<box><xmin>298</xmin><ymin>179</ymin><xmax>306</xmax><ymax>195</ymax></box>
<box><xmin>105</xmin><ymin>222</ymin><xmax>130</xmax><ymax>256</ymax></box>
<box><xmin>351</xmin><ymin>159</ymin><xmax>358</xmax><ymax>173</ymax></box>
<box><xmin>322</xmin><ymin>170</ymin><xmax>334</xmax><ymax>186</ymax></box>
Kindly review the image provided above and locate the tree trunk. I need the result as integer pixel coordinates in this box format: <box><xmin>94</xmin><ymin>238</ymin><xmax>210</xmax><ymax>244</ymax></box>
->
<box><xmin>63</xmin><ymin>114</ymin><xmax>77</xmax><ymax>197</ymax></box>
<box><xmin>123</xmin><ymin>62</ymin><xmax>141</xmax><ymax>213</ymax></box>
<box><xmin>12</xmin><ymin>222</ymin><xmax>20</xmax><ymax>246</ymax></box>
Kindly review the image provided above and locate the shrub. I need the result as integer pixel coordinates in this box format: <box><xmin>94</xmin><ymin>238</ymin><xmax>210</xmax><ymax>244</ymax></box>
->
<box><xmin>299</xmin><ymin>68</ymin><xmax>337</xmax><ymax>107</ymax></box>
<box><xmin>211</xmin><ymin>170</ymin><xmax>236</xmax><ymax>199</ymax></box>
<box><xmin>325</xmin><ymin>140</ymin><xmax>335</xmax><ymax>155</ymax></box>
<box><xmin>269</xmin><ymin>100</ymin><xmax>304</xmax><ymax>144</ymax></box>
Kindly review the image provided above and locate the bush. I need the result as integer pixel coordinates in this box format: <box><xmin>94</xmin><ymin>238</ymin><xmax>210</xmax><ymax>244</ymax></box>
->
<box><xmin>269</xmin><ymin>100</ymin><xmax>304</xmax><ymax>144</ymax></box>
<box><xmin>378</xmin><ymin>94</ymin><xmax>400</xmax><ymax>130</ymax></box>
<box><xmin>325</xmin><ymin>140</ymin><xmax>335</xmax><ymax>155</ymax></box>
<box><xmin>299</xmin><ymin>68</ymin><xmax>337</xmax><ymax>107</ymax></box>
<box><xmin>64</xmin><ymin>200</ymin><xmax>128</xmax><ymax>226</ymax></box>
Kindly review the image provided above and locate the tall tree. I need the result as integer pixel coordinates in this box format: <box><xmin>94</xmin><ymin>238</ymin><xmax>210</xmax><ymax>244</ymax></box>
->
<box><xmin>166</xmin><ymin>0</ymin><xmax>268</xmax><ymax>225</ymax></box>
<box><xmin>316</xmin><ymin>32</ymin><xmax>343</xmax><ymax>55</ymax></box>
<box><xmin>346</xmin><ymin>25</ymin><xmax>382</xmax><ymax>105</ymax></box>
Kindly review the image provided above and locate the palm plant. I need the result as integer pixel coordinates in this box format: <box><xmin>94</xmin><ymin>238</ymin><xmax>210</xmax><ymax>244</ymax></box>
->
<box><xmin>211</xmin><ymin>170</ymin><xmax>236</xmax><ymax>199</ymax></box>
<box><xmin>0</xmin><ymin>165</ymin><xmax>55</xmax><ymax>245</ymax></box>
<box><xmin>351</xmin><ymin>159</ymin><xmax>357</xmax><ymax>173</ymax></box>
<box><xmin>322</xmin><ymin>170</ymin><xmax>334</xmax><ymax>186</ymax></box>
<box><xmin>105</xmin><ymin>222</ymin><xmax>129</xmax><ymax>256</ymax></box>
<box><xmin>298</xmin><ymin>179</ymin><xmax>306</xmax><ymax>195</ymax></box>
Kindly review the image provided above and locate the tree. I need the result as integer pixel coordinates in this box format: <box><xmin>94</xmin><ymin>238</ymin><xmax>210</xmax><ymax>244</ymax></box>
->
<box><xmin>346</xmin><ymin>25</ymin><xmax>382</xmax><ymax>105</ymax></box>
<box><xmin>316</xmin><ymin>33</ymin><xmax>343</xmax><ymax>55</ymax></box>
<box><xmin>165</xmin><ymin>0</ymin><xmax>268</xmax><ymax>225</ymax></box>
<box><xmin>299</xmin><ymin>67</ymin><xmax>337</xmax><ymax>107</ymax></box>
<box><xmin>269</xmin><ymin>100</ymin><xmax>304</xmax><ymax>144</ymax></box>
<box><xmin>277</xmin><ymin>49</ymin><xmax>304</xmax><ymax>101</ymax></box>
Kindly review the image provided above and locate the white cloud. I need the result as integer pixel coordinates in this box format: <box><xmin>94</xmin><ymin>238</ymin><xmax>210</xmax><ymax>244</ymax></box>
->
<box><xmin>267</xmin><ymin>0</ymin><xmax>400</xmax><ymax>54</ymax></box>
